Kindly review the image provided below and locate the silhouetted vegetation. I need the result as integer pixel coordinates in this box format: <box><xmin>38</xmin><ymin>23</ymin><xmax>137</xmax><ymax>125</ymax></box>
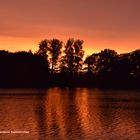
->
<box><xmin>60</xmin><ymin>38</ymin><xmax>84</xmax><ymax>74</ymax></box>
<box><xmin>0</xmin><ymin>38</ymin><xmax>140</xmax><ymax>89</ymax></box>
<box><xmin>0</xmin><ymin>50</ymin><xmax>49</xmax><ymax>87</ymax></box>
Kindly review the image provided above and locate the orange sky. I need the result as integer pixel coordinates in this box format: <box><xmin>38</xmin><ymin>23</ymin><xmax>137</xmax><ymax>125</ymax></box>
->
<box><xmin>0</xmin><ymin>0</ymin><xmax>140</xmax><ymax>56</ymax></box>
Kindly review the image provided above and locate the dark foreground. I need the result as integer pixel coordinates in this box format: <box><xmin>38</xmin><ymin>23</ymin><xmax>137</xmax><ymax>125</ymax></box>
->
<box><xmin>0</xmin><ymin>49</ymin><xmax>140</xmax><ymax>89</ymax></box>
<box><xmin>0</xmin><ymin>88</ymin><xmax>140</xmax><ymax>140</ymax></box>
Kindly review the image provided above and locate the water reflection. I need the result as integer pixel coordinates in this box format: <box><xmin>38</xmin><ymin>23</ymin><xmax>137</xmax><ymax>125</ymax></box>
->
<box><xmin>0</xmin><ymin>88</ymin><xmax>140</xmax><ymax>139</ymax></box>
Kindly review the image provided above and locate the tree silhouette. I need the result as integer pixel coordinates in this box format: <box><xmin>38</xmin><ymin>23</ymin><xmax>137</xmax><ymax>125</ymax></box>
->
<box><xmin>0</xmin><ymin>37</ymin><xmax>140</xmax><ymax>88</ymax></box>
<box><xmin>60</xmin><ymin>38</ymin><xmax>84</xmax><ymax>74</ymax></box>
<box><xmin>60</xmin><ymin>38</ymin><xmax>74</xmax><ymax>73</ymax></box>
<box><xmin>111</xmin><ymin>53</ymin><xmax>132</xmax><ymax>79</ymax></box>
<box><xmin>84</xmin><ymin>49</ymin><xmax>118</xmax><ymax>75</ymax></box>
<box><xmin>73</xmin><ymin>39</ymin><xmax>84</xmax><ymax>73</ymax></box>
<box><xmin>84</xmin><ymin>53</ymin><xmax>99</xmax><ymax>74</ymax></box>
<box><xmin>49</xmin><ymin>39</ymin><xmax>62</xmax><ymax>73</ymax></box>
<box><xmin>37</xmin><ymin>39</ymin><xmax>50</xmax><ymax>62</ymax></box>
<box><xmin>36</xmin><ymin>39</ymin><xmax>62</xmax><ymax>73</ymax></box>
<box><xmin>0</xmin><ymin>50</ymin><xmax>49</xmax><ymax>87</ymax></box>
<box><xmin>129</xmin><ymin>50</ymin><xmax>140</xmax><ymax>78</ymax></box>
<box><xmin>96</xmin><ymin>49</ymin><xmax>118</xmax><ymax>75</ymax></box>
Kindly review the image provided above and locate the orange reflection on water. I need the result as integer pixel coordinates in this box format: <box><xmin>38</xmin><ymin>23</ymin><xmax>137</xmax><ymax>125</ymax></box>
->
<box><xmin>37</xmin><ymin>88</ymin><xmax>140</xmax><ymax>139</ymax></box>
<box><xmin>44</xmin><ymin>88</ymin><xmax>68</xmax><ymax>140</ymax></box>
<box><xmin>74</xmin><ymin>88</ymin><xmax>104</xmax><ymax>138</ymax></box>
<box><xmin>0</xmin><ymin>88</ymin><xmax>140</xmax><ymax>139</ymax></box>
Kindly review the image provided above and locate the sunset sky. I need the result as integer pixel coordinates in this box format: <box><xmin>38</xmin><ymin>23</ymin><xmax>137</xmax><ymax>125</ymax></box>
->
<box><xmin>0</xmin><ymin>0</ymin><xmax>140</xmax><ymax>55</ymax></box>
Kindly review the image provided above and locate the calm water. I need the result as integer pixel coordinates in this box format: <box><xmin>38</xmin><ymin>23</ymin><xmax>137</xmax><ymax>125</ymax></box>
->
<box><xmin>0</xmin><ymin>88</ymin><xmax>140</xmax><ymax>140</ymax></box>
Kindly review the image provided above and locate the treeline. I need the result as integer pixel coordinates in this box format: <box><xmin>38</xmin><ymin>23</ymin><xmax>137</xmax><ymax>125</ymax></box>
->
<box><xmin>0</xmin><ymin>50</ymin><xmax>49</xmax><ymax>87</ymax></box>
<box><xmin>0</xmin><ymin>38</ymin><xmax>140</xmax><ymax>88</ymax></box>
<box><xmin>36</xmin><ymin>38</ymin><xmax>84</xmax><ymax>74</ymax></box>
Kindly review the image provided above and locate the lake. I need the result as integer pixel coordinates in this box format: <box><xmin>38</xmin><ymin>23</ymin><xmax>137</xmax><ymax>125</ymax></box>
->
<box><xmin>0</xmin><ymin>88</ymin><xmax>140</xmax><ymax>140</ymax></box>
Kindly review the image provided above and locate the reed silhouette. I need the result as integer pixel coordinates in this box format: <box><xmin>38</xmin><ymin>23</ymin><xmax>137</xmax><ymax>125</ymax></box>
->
<box><xmin>0</xmin><ymin>38</ymin><xmax>140</xmax><ymax>89</ymax></box>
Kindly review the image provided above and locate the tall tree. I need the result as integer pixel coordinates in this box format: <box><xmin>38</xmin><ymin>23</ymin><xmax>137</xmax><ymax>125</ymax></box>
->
<box><xmin>60</xmin><ymin>38</ymin><xmax>84</xmax><ymax>74</ymax></box>
<box><xmin>60</xmin><ymin>38</ymin><xmax>75</xmax><ymax>73</ymax></box>
<box><xmin>49</xmin><ymin>39</ymin><xmax>62</xmax><ymax>73</ymax></box>
<box><xmin>37</xmin><ymin>39</ymin><xmax>49</xmax><ymax>61</ymax></box>
<box><xmin>73</xmin><ymin>39</ymin><xmax>84</xmax><ymax>73</ymax></box>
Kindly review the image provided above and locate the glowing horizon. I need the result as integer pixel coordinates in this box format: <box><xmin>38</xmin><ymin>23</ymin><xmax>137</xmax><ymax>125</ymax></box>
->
<box><xmin>0</xmin><ymin>36</ymin><xmax>139</xmax><ymax>56</ymax></box>
<box><xmin>0</xmin><ymin>0</ymin><xmax>140</xmax><ymax>56</ymax></box>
